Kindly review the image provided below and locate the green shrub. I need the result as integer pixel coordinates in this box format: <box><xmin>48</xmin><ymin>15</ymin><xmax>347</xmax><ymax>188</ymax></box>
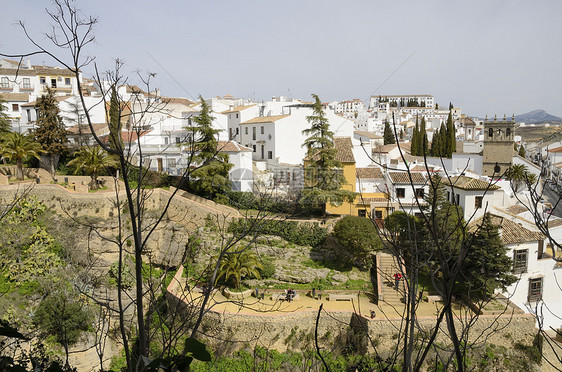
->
<box><xmin>333</xmin><ymin>216</ymin><xmax>382</xmax><ymax>267</ymax></box>
<box><xmin>228</xmin><ymin>218</ymin><xmax>327</xmax><ymax>247</ymax></box>
<box><xmin>257</xmin><ymin>258</ymin><xmax>275</xmax><ymax>279</ymax></box>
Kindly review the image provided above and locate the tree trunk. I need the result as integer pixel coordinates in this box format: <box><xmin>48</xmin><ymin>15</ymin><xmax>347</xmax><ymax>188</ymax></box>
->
<box><xmin>16</xmin><ymin>158</ymin><xmax>24</xmax><ymax>180</ymax></box>
<box><xmin>50</xmin><ymin>154</ymin><xmax>57</xmax><ymax>177</ymax></box>
<box><xmin>91</xmin><ymin>172</ymin><xmax>98</xmax><ymax>190</ymax></box>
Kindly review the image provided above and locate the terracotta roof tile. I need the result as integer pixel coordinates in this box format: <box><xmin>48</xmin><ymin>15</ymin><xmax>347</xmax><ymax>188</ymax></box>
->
<box><xmin>446</xmin><ymin>175</ymin><xmax>500</xmax><ymax>190</ymax></box>
<box><xmin>506</xmin><ymin>205</ymin><xmax>528</xmax><ymax>215</ymax></box>
<box><xmin>0</xmin><ymin>68</ymin><xmax>35</xmax><ymax>76</ymax></box>
<box><xmin>334</xmin><ymin>137</ymin><xmax>355</xmax><ymax>163</ymax></box>
<box><xmin>388</xmin><ymin>172</ymin><xmax>426</xmax><ymax>184</ymax></box>
<box><xmin>240</xmin><ymin>115</ymin><xmax>289</xmax><ymax>124</ymax></box>
<box><xmin>33</xmin><ymin>65</ymin><xmax>74</xmax><ymax>76</ymax></box>
<box><xmin>0</xmin><ymin>92</ymin><xmax>30</xmax><ymax>102</ymax></box>
<box><xmin>354</xmin><ymin>131</ymin><xmax>383</xmax><ymax>139</ymax></box>
<box><xmin>356</xmin><ymin>167</ymin><xmax>384</xmax><ymax>179</ymax></box>
<box><xmin>372</xmin><ymin>144</ymin><xmax>397</xmax><ymax>154</ymax></box>
<box><xmin>217</xmin><ymin>140</ymin><xmax>252</xmax><ymax>152</ymax></box>
<box><xmin>221</xmin><ymin>104</ymin><xmax>257</xmax><ymax>114</ymax></box>
<box><xmin>470</xmin><ymin>214</ymin><xmax>544</xmax><ymax>244</ymax></box>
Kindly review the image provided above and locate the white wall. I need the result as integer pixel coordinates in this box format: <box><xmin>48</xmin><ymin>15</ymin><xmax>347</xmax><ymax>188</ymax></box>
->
<box><xmin>503</xmin><ymin>242</ymin><xmax>562</xmax><ymax>330</ymax></box>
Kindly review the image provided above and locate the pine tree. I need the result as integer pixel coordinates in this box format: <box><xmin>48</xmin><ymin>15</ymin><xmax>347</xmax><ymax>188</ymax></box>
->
<box><xmin>459</xmin><ymin>213</ymin><xmax>517</xmax><ymax>300</ymax></box>
<box><xmin>34</xmin><ymin>88</ymin><xmax>67</xmax><ymax>176</ymax></box>
<box><xmin>383</xmin><ymin>120</ymin><xmax>396</xmax><ymax>145</ymax></box>
<box><xmin>185</xmin><ymin>96</ymin><xmax>233</xmax><ymax>198</ymax></box>
<box><xmin>108</xmin><ymin>87</ymin><xmax>123</xmax><ymax>152</ymax></box>
<box><xmin>301</xmin><ymin>94</ymin><xmax>355</xmax><ymax>215</ymax></box>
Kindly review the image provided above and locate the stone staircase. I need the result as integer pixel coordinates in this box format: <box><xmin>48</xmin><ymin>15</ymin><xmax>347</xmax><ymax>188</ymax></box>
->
<box><xmin>377</xmin><ymin>252</ymin><xmax>405</xmax><ymax>306</ymax></box>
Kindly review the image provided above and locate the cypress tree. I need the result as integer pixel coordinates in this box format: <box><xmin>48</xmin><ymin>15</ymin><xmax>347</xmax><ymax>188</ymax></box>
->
<box><xmin>446</xmin><ymin>110</ymin><xmax>456</xmax><ymax>156</ymax></box>
<box><xmin>420</xmin><ymin>117</ymin><xmax>428</xmax><ymax>156</ymax></box>
<box><xmin>383</xmin><ymin>120</ymin><xmax>395</xmax><ymax>145</ymax></box>
<box><xmin>411</xmin><ymin>118</ymin><xmax>419</xmax><ymax>156</ymax></box>
<box><xmin>108</xmin><ymin>87</ymin><xmax>123</xmax><ymax>152</ymax></box>
<box><xmin>518</xmin><ymin>145</ymin><xmax>526</xmax><ymax>158</ymax></box>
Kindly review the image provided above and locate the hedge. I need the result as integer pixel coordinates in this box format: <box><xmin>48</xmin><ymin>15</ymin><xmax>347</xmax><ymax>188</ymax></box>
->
<box><xmin>228</xmin><ymin>218</ymin><xmax>327</xmax><ymax>247</ymax></box>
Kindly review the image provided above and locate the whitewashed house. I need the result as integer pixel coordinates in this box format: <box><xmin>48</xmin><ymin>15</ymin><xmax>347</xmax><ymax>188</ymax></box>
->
<box><xmin>238</xmin><ymin>104</ymin><xmax>354</xmax><ymax>166</ymax></box>
<box><xmin>444</xmin><ymin>175</ymin><xmax>503</xmax><ymax>222</ymax></box>
<box><xmin>386</xmin><ymin>171</ymin><xmax>428</xmax><ymax>216</ymax></box>
<box><xmin>474</xmin><ymin>214</ymin><xmax>562</xmax><ymax>330</ymax></box>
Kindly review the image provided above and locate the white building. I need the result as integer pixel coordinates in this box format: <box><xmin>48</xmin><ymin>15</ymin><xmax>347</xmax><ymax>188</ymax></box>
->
<box><xmin>386</xmin><ymin>171</ymin><xmax>428</xmax><ymax>216</ymax></box>
<box><xmin>238</xmin><ymin>104</ymin><xmax>354</xmax><ymax>165</ymax></box>
<box><xmin>368</xmin><ymin>94</ymin><xmax>434</xmax><ymax>110</ymax></box>
<box><xmin>473</xmin><ymin>214</ymin><xmax>561</xmax><ymax>330</ymax></box>
<box><xmin>445</xmin><ymin>175</ymin><xmax>503</xmax><ymax>222</ymax></box>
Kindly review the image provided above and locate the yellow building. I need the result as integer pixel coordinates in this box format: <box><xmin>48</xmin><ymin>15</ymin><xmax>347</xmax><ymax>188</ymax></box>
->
<box><xmin>324</xmin><ymin>137</ymin><xmax>389</xmax><ymax>221</ymax></box>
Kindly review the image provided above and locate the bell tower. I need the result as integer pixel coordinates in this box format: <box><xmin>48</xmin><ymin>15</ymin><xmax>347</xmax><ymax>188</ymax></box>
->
<box><xmin>482</xmin><ymin>114</ymin><xmax>515</xmax><ymax>177</ymax></box>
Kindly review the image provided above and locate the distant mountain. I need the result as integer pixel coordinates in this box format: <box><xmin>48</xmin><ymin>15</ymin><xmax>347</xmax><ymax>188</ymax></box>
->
<box><xmin>515</xmin><ymin>109</ymin><xmax>562</xmax><ymax>124</ymax></box>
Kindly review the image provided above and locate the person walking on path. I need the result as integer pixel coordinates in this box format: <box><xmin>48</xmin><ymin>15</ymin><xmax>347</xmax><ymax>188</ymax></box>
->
<box><xmin>393</xmin><ymin>272</ymin><xmax>402</xmax><ymax>290</ymax></box>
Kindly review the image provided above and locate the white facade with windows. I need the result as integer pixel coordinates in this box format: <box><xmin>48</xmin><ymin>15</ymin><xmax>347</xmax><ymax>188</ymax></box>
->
<box><xmin>239</xmin><ymin>105</ymin><xmax>354</xmax><ymax>165</ymax></box>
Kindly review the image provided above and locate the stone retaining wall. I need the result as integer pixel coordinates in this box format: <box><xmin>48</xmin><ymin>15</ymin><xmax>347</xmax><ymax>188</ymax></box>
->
<box><xmin>0</xmin><ymin>184</ymin><xmax>239</xmax><ymax>228</ymax></box>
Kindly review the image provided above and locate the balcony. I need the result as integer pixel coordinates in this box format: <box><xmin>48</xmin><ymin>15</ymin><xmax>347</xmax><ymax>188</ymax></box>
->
<box><xmin>19</xmin><ymin>84</ymin><xmax>34</xmax><ymax>91</ymax></box>
<box><xmin>0</xmin><ymin>83</ymin><xmax>14</xmax><ymax>91</ymax></box>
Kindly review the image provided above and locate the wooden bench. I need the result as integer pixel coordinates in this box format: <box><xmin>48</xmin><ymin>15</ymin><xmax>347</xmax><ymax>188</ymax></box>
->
<box><xmin>271</xmin><ymin>293</ymin><xmax>300</xmax><ymax>301</ymax></box>
<box><xmin>328</xmin><ymin>294</ymin><xmax>357</xmax><ymax>301</ymax></box>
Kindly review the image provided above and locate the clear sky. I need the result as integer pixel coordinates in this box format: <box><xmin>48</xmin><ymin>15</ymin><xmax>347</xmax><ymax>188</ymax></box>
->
<box><xmin>1</xmin><ymin>0</ymin><xmax>561</xmax><ymax>117</ymax></box>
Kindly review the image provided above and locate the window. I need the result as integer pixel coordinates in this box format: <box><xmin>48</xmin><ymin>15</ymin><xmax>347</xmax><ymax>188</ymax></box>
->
<box><xmin>375</xmin><ymin>210</ymin><xmax>383</xmax><ymax>219</ymax></box>
<box><xmin>261</xmin><ymin>126</ymin><xmax>264</xmax><ymax>134</ymax></box>
<box><xmin>236</xmin><ymin>113</ymin><xmax>239</xmax><ymax>119</ymax></box>
<box><xmin>26</xmin><ymin>109</ymin><xmax>31</xmax><ymax>121</ymax></box>
<box><xmin>358</xmin><ymin>209</ymin><xmax>367</xmax><ymax>218</ymax></box>
<box><xmin>415</xmin><ymin>188</ymin><xmax>424</xmax><ymax>198</ymax></box>
<box><xmin>252</xmin><ymin>127</ymin><xmax>256</xmax><ymax>140</ymax></box>
<box><xmin>455</xmin><ymin>194</ymin><xmax>460</xmax><ymax>206</ymax></box>
<box><xmin>51</xmin><ymin>79</ymin><xmax>57</xmax><ymax>88</ymax></box>
<box><xmin>236</xmin><ymin>128</ymin><xmax>239</xmax><ymax>134</ymax></box>
<box><xmin>475</xmin><ymin>196</ymin><xmax>483</xmax><ymax>209</ymax></box>
<box><xmin>252</xmin><ymin>145</ymin><xmax>256</xmax><ymax>152</ymax></box>
<box><xmin>506</xmin><ymin>128</ymin><xmax>511</xmax><ymax>137</ymax></box>
<box><xmin>513</xmin><ymin>249</ymin><xmax>528</xmax><ymax>274</ymax></box>
<box><xmin>488</xmin><ymin>128</ymin><xmax>493</xmax><ymax>138</ymax></box>
<box><xmin>528</xmin><ymin>277</ymin><xmax>543</xmax><ymax>302</ymax></box>
<box><xmin>0</xmin><ymin>77</ymin><xmax>8</xmax><ymax>88</ymax></box>
<box><xmin>268</xmin><ymin>151</ymin><xmax>272</xmax><ymax>159</ymax></box>
<box><xmin>65</xmin><ymin>77</ymin><xmax>70</xmax><ymax>85</ymax></box>
<box><xmin>12</xmin><ymin>104</ymin><xmax>18</xmax><ymax>112</ymax></box>
<box><xmin>396</xmin><ymin>188</ymin><xmax>405</xmax><ymax>198</ymax></box>
<box><xmin>175</xmin><ymin>137</ymin><xmax>181</xmax><ymax>144</ymax></box>
<box><xmin>168</xmin><ymin>158</ymin><xmax>176</xmax><ymax>168</ymax></box>
<box><xmin>40</xmin><ymin>77</ymin><xmax>46</xmax><ymax>85</ymax></box>
<box><xmin>245</xmin><ymin>127</ymin><xmax>248</xmax><ymax>135</ymax></box>
<box><xmin>261</xmin><ymin>145</ymin><xmax>264</xmax><ymax>159</ymax></box>
<box><xmin>22</xmin><ymin>78</ymin><xmax>30</xmax><ymax>89</ymax></box>
<box><xmin>164</xmin><ymin>137</ymin><xmax>169</xmax><ymax>145</ymax></box>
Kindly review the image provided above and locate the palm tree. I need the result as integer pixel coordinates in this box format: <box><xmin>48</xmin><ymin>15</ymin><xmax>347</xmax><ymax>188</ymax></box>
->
<box><xmin>215</xmin><ymin>250</ymin><xmax>263</xmax><ymax>289</ymax></box>
<box><xmin>506</xmin><ymin>164</ymin><xmax>527</xmax><ymax>192</ymax></box>
<box><xmin>0</xmin><ymin>132</ymin><xmax>42</xmax><ymax>180</ymax></box>
<box><xmin>67</xmin><ymin>146</ymin><xmax>117</xmax><ymax>190</ymax></box>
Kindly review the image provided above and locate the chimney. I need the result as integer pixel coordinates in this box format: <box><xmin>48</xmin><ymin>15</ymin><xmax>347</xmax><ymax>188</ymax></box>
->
<box><xmin>26</xmin><ymin>59</ymin><xmax>31</xmax><ymax>69</ymax></box>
